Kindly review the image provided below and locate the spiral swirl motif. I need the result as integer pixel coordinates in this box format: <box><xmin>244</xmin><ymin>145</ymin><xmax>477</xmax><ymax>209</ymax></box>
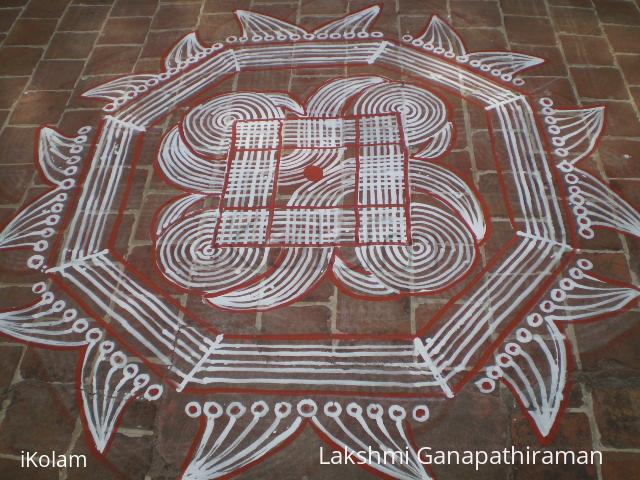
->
<box><xmin>182</xmin><ymin>93</ymin><xmax>284</xmax><ymax>157</ymax></box>
<box><xmin>352</xmin><ymin>83</ymin><xmax>449</xmax><ymax>148</ymax></box>
<box><xmin>356</xmin><ymin>202</ymin><xmax>477</xmax><ymax>292</ymax></box>
<box><xmin>156</xmin><ymin>211</ymin><xmax>268</xmax><ymax>293</ymax></box>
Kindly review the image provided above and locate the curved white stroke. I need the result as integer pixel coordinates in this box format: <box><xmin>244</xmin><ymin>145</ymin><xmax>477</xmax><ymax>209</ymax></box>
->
<box><xmin>410</xmin><ymin>160</ymin><xmax>487</xmax><ymax>241</ymax></box>
<box><xmin>157</xmin><ymin>126</ymin><xmax>226</xmax><ymax>193</ymax></box>
<box><xmin>207</xmin><ymin>162</ymin><xmax>356</xmax><ymax>310</ymax></box>
<box><xmin>356</xmin><ymin>202</ymin><xmax>476</xmax><ymax>292</ymax></box>
<box><xmin>156</xmin><ymin>210</ymin><xmax>269</xmax><ymax>293</ymax></box>
<box><xmin>353</xmin><ymin>82</ymin><xmax>449</xmax><ymax>149</ymax></box>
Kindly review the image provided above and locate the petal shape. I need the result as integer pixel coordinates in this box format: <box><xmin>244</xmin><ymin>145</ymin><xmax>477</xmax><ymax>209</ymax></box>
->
<box><xmin>414</xmin><ymin>15</ymin><xmax>466</xmax><ymax>57</ymax></box>
<box><xmin>235</xmin><ymin>10</ymin><xmax>307</xmax><ymax>39</ymax></box>
<box><xmin>314</xmin><ymin>5</ymin><xmax>381</xmax><ymax>36</ymax></box>
<box><xmin>165</xmin><ymin>32</ymin><xmax>208</xmax><ymax>70</ymax></box>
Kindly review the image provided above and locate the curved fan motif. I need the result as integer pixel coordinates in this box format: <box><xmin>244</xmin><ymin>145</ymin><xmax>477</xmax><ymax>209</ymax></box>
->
<box><xmin>80</xmin><ymin>330</ymin><xmax>163</xmax><ymax>452</ymax></box>
<box><xmin>412</xmin><ymin>15</ymin><xmax>466</xmax><ymax>57</ymax></box>
<box><xmin>566</xmin><ymin>167</ymin><xmax>640</xmax><ymax>239</ymax></box>
<box><xmin>182</xmin><ymin>400</ymin><xmax>431</xmax><ymax>480</ymax></box>
<box><xmin>0</xmin><ymin>282</ymin><xmax>89</xmax><ymax>346</ymax></box>
<box><xmin>538</xmin><ymin>98</ymin><xmax>605</xmax><ymax>167</ymax></box>
<box><xmin>165</xmin><ymin>32</ymin><xmax>208</xmax><ymax>70</ymax></box>
<box><xmin>476</xmin><ymin>258</ymin><xmax>640</xmax><ymax>437</ymax></box>
<box><xmin>314</xmin><ymin>5</ymin><xmax>381</xmax><ymax>36</ymax></box>
<box><xmin>182</xmin><ymin>400</ymin><xmax>303</xmax><ymax>479</ymax></box>
<box><xmin>236</xmin><ymin>10</ymin><xmax>307</xmax><ymax>39</ymax></box>
<box><xmin>157</xmin><ymin>126</ymin><xmax>226</xmax><ymax>193</ymax></box>
<box><xmin>466</xmin><ymin>51</ymin><xmax>545</xmax><ymax>79</ymax></box>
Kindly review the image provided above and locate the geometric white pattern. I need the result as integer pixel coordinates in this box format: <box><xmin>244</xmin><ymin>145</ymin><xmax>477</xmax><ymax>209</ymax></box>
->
<box><xmin>0</xmin><ymin>6</ymin><xmax>638</xmax><ymax>480</ymax></box>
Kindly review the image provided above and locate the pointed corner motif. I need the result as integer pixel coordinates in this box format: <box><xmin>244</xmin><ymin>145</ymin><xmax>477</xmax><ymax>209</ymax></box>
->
<box><xmin>79</xmin><ymin>330</ymin><xmax>163</xmax><ymax>453</ymax></box>
<box><xmin>410</xmin><ymin>15</ymin><xmax>466</xmax><ymax>58</ymax></box>
<box><xmin>314</xmin><ymin>5</ymin><xmax>381</xmax><ymax>36</ymax></box>
<box><xmin>476</xmin><ymin>258</ymin><xmax>640</xmax><ymax>439</ymax></box>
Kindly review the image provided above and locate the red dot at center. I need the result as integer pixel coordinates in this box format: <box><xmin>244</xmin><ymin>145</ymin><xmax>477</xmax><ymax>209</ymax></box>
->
<box><xmin>304</xmin><ymin>165</ymin><xmax>324</xmax><ymax>182</ymax></box>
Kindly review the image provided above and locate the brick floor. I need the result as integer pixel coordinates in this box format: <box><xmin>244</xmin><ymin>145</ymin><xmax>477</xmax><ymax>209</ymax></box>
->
<box><xmin>0</xmin><ymin>1</ymin><xmax>639</xmax><ymax>479</ymax></box>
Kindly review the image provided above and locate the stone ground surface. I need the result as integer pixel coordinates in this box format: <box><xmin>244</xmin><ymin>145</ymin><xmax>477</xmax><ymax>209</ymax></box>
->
<box><xmin>0</xmin><ymin>0</ymin><xmax>639</xmax><ymax>479</ymax></box>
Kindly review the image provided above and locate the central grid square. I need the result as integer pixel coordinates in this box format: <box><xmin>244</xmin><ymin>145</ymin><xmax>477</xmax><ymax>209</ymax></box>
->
<box><xmin>213</xmin><ymin>114</ymin><xmax>411</xmax><ymax>247</ymax></box>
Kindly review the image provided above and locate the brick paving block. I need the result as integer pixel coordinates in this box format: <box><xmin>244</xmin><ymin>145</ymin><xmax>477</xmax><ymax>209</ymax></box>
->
<box><xmin>592</xmin><ymin>386</ymin><xmax>640</xmax><ymax>448</ymax></box>
<box><xmin>0</xmin><ymin>126</ymin><xmax>36</xmax><ymax>165</ymax></box>
<box><xmin>608</xmin><ymin>179</ymin><xmax>640</xmax><ymax>212</ymax></box>
<box><xmin>337</xmin><ymin>293</ymin><xmax>411</xmax><ymax>334</ymax></box>
<box><xmin>0</xmin><ymin>381</ymin><xmax>78</xmax><ymax>455</ymax></box>
<box><xmin>0</xmin><ymin>284</ymin><xmax>44</xmax><ymax>314</ymax></box>
<box><xmin>630</xmin><ymin>85</ymin><xmax>640</xmax><ymax>109</ymax></box>
<box><xmin>236</xmin><ymin>68</ymin><xmax>292</xmax><ymax>91</ymax></box>
<box><xmin>249</xmin><ymin>427</ymin><xmax>374</xmax><ymax>480</ymax></box>
<box><xmin>0</xmin><ymin>344</ymin><xmax>22</xmax><ymax>393</ymax></box>
<box><xmin>500</xmin><ymin>0</ymin><xmax>549</xmax><ymax>16</ymax></box>
<box><xmin>262</xmin><ymin>305</ymin><xmax>331</xmax><ymax>334</ymax></box>
<box><xmin>580</xmin><ymin>224</ymin><xmax>625</xmax><ymax>250</ymax></box>
<box><xmin>599</xmin><ymin>137</ymin><xmax>640</xmax><ymax>178</ymax></box>
<box><xmin>457</xmin><ymin>27</ymin><xmax>508</xmax><ymax>50</ymax></box>
<box><xmin>601</xmin><ymin>452</ymin><xmax>640</xmax><ymax>478</ymax></box>
<box><xmin>505</xmin><ymin>15</ymin><xmax>556</xmax><ymax>46</ymax></box>
<box><xmin>584</xmin><ymin>251</ymin><xmax>633</xmax><ymax>283</ymax></box>
<box><xmin>521</xmin><ymin>46</ymin><xmax>568</xmax><ymax>77</ymax></box>
<box><xmin>141</xmin><ymin>29</ymin><xmax>191</xmax><ymax>58</ymax></box>
<box><xmin>301</xmin><ymin>0</ymin><xmax>346</xmax><ymax>15</ymax></box>
<box><xmin>0</xmin><ymin>8</ymin><xmax>20</xmax><ymax>32</ymax></box>
<box><xmin>603</xmin><ymin>24</ymin><xmax>640</xmax><ymax>54</ymax></box>
<box><xmin>22</xmin><ymin>0</ymin><xmax>70</xmax><ymax>19</ymax></box>
<box><xmin>593</xmin><ymin>0</ymin><xmax>640</xmax><ymax>26</ymax></box>
<box><xmin>204</xmin><ymin>0</ymin><xmax>250</xmax><ymax>13</ymax></box>
<box><xmin>0</xmin><ymin>0</ymin><xmax>28</xmax><ymax>6</ymax></box>
<box><xmin>548</xmin><ymin>0</ymin><xmax>593</xmax><ymax>6</ymax></box>
<box><xmin>450</xmin><ymin>1</ymin><xmax>502</xmax><ymax>27</ymax></box>
<box><xmin>561</xmin><ymin>35</ymin><xmax>615</xmax><ymax>66</ymax></box>
<box><xmin>112</xmin><ymin>0</ymin><xmax>158</xmax><ymax>17</ymax></box>
<box><xmin>254</xmin><ymin>3</ymin><xmax>299</xmax><ymax>23</ymax></box>
<box><xmin>0</xmin><ymin>46</ymin><xmax>43</xmax><ymax>75</ymax></box>
<box><xmin>3</xmin><ymin>17</ymin><xmax>57</xmax><ymax>45</ymax></box>
<box><xmin>571</xmin><ymin>66</ymin><xmax>628</xmax><ymax>100</ymax></box>
<box><xmin>478</xmin><ymin>173</ymin><xmax>511</xmax><ymax>217</ymax></box>
<box><xmin>185</xmin><ymin>296</ymin><xmax>260</xmax><ymax>335</ymax></box>
<box><xmin>59</xmin><ymin>4</ymin><xmax>110</xmax><ymax>31</ymax></box>
<box><xmin>151</xmin><ymin>3</ymin><xmax>201</xmax><ymax>30</ymax></box>
<box><xmin>120</xmin><ymin>397</ymin><xmax>158</xmax><ymax>432</ymax></box>
<box><xmin>135</xmin><ymin>192</ymin><xmax>179</xmax><ymax>242</ymax></box>
<box><xmin>511</xmin><ymin>412</ymin><xmax>597</xmax><ymax>479</ymax></box>
<box><xmin>577</xmin><ymin>311</ymin><xmax>640</xmax><ymax>376</ymax></box>
<box><xmin>29</xmin><ymin>59</ymin><xmax>84</xmax><ymax>90</ymax></box>
<box><xmin>58</xmin><ymin>108</ymin><xmax>102</xmax><ymax>132</ymax></box>
<box><xmin>397</xmin><ymin>0</ymin><xmax>447</xmax><ymax>15</ymax></box>
<box><xmin>0</xmin><ymin>164</ymin><xmax>34</xmax><ymax>203</ymax></box>
<box><xmin>67</xmin><ymin>431</ymin><xmax>154</xmax><ymax>480</ymax></box>
<box><xmin>0</xmin><ymin>77</ymin><xmax>28</xmax><ymax>109</ymax></box>
<box><xmin>598</xmin><ymin>100</ymin><xmax>640</xmax><ymax>137</ymax></box>
<box><xmin>299</xmin><ymin>278</ymin><xmax>334</xmax><ymax>302</ymax></box>
<box><xmin>198</xmin><ymin>14</ymin><xmax>242</xmax><ymax>43</ymax></box>
<box><xmin>10</xmin><ymin>90</ymin><xmax>70</xmax><ymax>125</ymax></box>
<box><xmin>617</xmin><ymin>54</ymin><xmax>640</xmax><ymax>85</ymax></box>
<box><xmin>550</xmin><ymin>6</ymin><xmax>602</xmax><ymax>35</ymax></box>
<box><xmin>99</xmin><ymin>16</ymin><xmax>152</xmax><ymax>45</ymax></box>
<box><xmin>45</xmin><ymin>31</ymin><xmax>98</xmax><ymax>58</ymax></box>
<box><xmin>84</xmin><ymin>45</ymin><xmax>141</xmax><ymax>75</ymax></box>
<box><xmin>20</xmin><ymin>348</ymin><xmax>79</xmax><ymax>384</ymax></box>
<box><xmin>0</xmin><ymin>458</ymin><xmax>54</xmax><ymax>480</ymax></box>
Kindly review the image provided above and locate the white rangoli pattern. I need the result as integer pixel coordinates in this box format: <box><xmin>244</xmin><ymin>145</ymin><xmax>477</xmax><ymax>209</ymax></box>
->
<box><xmin>0</xmin><ymin>6</ymin><xmax>639</xmax><ymax>479</ymax></box>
